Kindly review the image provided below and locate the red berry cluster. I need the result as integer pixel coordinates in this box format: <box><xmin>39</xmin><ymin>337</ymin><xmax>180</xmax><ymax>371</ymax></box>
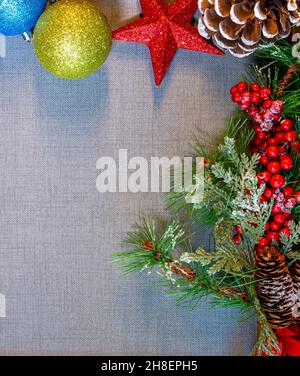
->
<box><xmin>230</xmin><ymin>81</ymin><xmax>300</xmax><ymax>248</ymax></box>
<box><xmin>230</xmin><ymin>81</ymin><xmax>284</xmax><ymax>132</ymax></box>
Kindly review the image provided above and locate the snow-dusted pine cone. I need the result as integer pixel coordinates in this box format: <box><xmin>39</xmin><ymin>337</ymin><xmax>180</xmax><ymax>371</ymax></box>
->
<box><xmin>290</xmin><ymin>261</ymin><xmax>300</xmax><ymax>322</ymax></box>
<box><xmin>198</xmin><ymin>0</ymin><xmax>300</xmax><ymax>57</ymax></box>
<box><xmin>255</xmin><ymin>246</ymin><xmax>298</xmax><ymax>329</ymax></box>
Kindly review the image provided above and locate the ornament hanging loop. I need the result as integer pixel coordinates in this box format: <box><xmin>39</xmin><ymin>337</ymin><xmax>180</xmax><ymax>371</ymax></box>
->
<box><xmin>22</xmin><ymin>31</ymin><xmax>31</xmax><ymax>43</ymax></box>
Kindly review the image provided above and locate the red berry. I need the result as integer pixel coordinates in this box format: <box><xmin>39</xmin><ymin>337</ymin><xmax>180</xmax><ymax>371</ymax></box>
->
<box><xmin>232</xmin><ymin>234</ymin><xmax>241</xmax><ymax>245</ymax></box>
<box><xmin>253</xmin><ymin>114</ymin><xmax>263</xmax><ymax>123</ymax></box>
<box><xmin>295</xmin><ymin>191</ymin><xmax>300</xmax><ymax>203</ymax></box>
<box><xmin>260</xmin><ymin>141</ymin><xmax>268</xmax><ymax>150</ymax></box>
<box><xmin>284</xmin><ymin>211</ymin><xmax>291</xmax><ymax>219</ymax></box>
<box><xmin>262</xmin><ymin>99</ymin><xmax>274</xmax><ymax>109</ymax></box>
<box><xmin>266</xmin><ymin>146</ymin><xmax>279</xmax><ymax>158</ymax></box>
<box><xmin>259</xmin><ymin>154</ymin><xmax>269</xmax><ymax>165</ymax></box>
<box><xmin>267</xmin><ymin>161</ymin><xmax>281</xmax><ymax>174</ymax></box>
<box><xmin>257</xmin><ymin>171</ymin><xmax>272</xmax><ymax>185</ymax></box>
<box><xmin>267</xmin><ymin>138</ymin><xmax>279</xmax><ymax>146</ymax></box>
<box><xmin>274</xmin><ymin>133</ymin><xmax>285</xmax><ymax>143</ymax></box>
<box><xmin>241</xmin><ymin>101</ymin><xmax>251</xmax><ymax>110</ymax></box>
<box><xmin>278</xmin><ymin>146</ymin><xmax>286</xmax><ymax>155</ymax></box>
<box><xmin>266</xmin><ymin>231</ymin><xmax>280</xmax><ymax>242</ymax></box>
<box><xmin>272</xmin><ymin>203</ymin><xmax>282</xmax><ymax>214</ymax></box>
<box><xmin>249</xmin><ymin>107</ymin><xmax>259</xmax><ymax>117</ymax></box>
<box><xmin>280</xmin><ymin>227</ymin><xmax>291</xmax><ymax>238</ymax></box>
<box><xmin>251</xmin><ymin>92</ymin><xmax>261</xmax><ymax>103</ymax></box>
<box><xmin>242</xmin><ymin>91</ymin><xmax>252</xmax><ymax>100</ymax></box>
<box><xmin>256</xmin><ymin>132</ymin><xmax>266</xmax><ymax>140</ymax></box>
<box><xmin>260</xmin><ymin>87</ymin><xmax>271</xmax><ymax>99</ymax></box>
<box><xmin>285</xmin><ymin>197</ymin><xmax>296</xmax><ymax>209</ymax></box>
<box><xmin>276</xmin><ymin>192</ymin><xmax>285</xmax><ymax>203</ymax></box>
<box><xmin>273</xmin><ymin>114</ymin><xmax>281</xmax><ymax>122</ymax></box>
<box><xmin>270</xmin><ymin>174</ymin><xmax>286</xmax><ymax>189</ymax></box>
<box><xmin>232</xmin><ymin>92</ymin><xmax>242</xmax><ymax>104</ymax></box>
<box><xmin>291</xmin><ymin>140</ymin><xmax>300</xmax><ymax>153</ymax></box>
<box><xmin>280</xmin><ymin>155</ymin><xmax>293</xmax><ymax>171</ymax></box>
<box><xmin>265</xmin><ymin>222</ymin><xmax>270</xmax><ymax>232</ymax></box>
<box><xmin>237</xmin><ymin>82</ymin><xmax>248</xmax><ymax>93</ymax></box>
<box><xmin>258</xmin><ymin>237</ymin><xmax>270</xmax><ymax>248</ymax></box>
<box><xmin>252</xmin><ymin>124</ymin><xmax>261</xmax><ymax>132</ymax></box>
<box><xmin>264</xmin><ymin>188</ymin><xmax>275</xmax><ymax>200</ymax></box>
<box><xmin>284</xmin><ymin>131</ymin><xmax>298</xmax><ymax>142</ymax></box>
<box><xmin>274</xmin><ymin>213</ymin><xmax>286</xmax><ymax>224</ymax></box>
<box><xmin>284</xmin><ymin>218</ymin><xmax>294</xmax><ymax>228</ymax></box>
<box><xmin>271</xmin><ymin>100</ymin><xmax>284</xmax><ymax>114</ymax></box>
<box><xmin>230</xmin><ymin>86</ymin><xmax>238</xmax><ymax>95</ymax></box>
<box><xmin>250</xmin><ymin>83</ymin><xmax>260</xmax><ymax>92</ymax></box>
<box><xmin>280</xmin><ymin>119</ymin><xmax>293</xmax><ymax>131</ymax></box>
<box><xmin>236</xmin><ymin>225</ymin><xmax>243</xmax><ymax>236</ymax></box>
<box><xmin>252</xmin><ymin>138</ymin><xmax>261</xmax><ymax>147</ymax></box>
<box><xmin>260</xmin><ymin>196</ymin><xmax>267</xmax><ymax>203</ymax></box>
<box><xmin>270</xmin><ymin>221</ymin><xmax>282</xmax><ymax>231</ymax></box>
<box><xmin>283</xmin><ymin>186</ymin><xmax>294</xmax><ymax>196</ymax></box>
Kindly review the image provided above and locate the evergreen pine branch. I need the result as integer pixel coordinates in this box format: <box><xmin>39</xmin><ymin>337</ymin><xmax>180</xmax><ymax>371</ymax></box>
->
<box><xmin>163</xmin><ymin>275</ymin><xmax>253</xmax><ymax>312</ymax></box>
<box><xmin>247</xmin><ymin>63</ymin><xmax>271</xmax><ymax>88</ymax></box>
<box><xmin>191</xmin><ymin>130</ymin><xmax>218</xmax><ymax>161</ymax></box>
<box><xmin>111</xmin><ymin>219</ymin><xmax>252</xmax><ymax>309</ymax></box>
<box><xmin>111</xmin><ymin>219</ymin><xmax>187</xmax><ymax>274</ymax></box>
<box><xmin>255</xmin><ymin>40</ymin><xmax>299</xmax><ymax>68</ymax></box>
<box><xmin>219</xmin><ymin>112</ymin><xmax>254</xmax><ymax>157</ymax></box>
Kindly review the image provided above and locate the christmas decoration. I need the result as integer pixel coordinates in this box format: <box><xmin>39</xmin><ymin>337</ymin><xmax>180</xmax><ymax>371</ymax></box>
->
<box><xmin>0</xmin><ymin>0</ymin><xmax>47</xmax><ymax>36</ymax></box>
<box><xmin>229</xmin><ymin>73</ymin><xmax>300</xmax><ymax>249</ymax></box>
<box><xmin>276</xmin><ymin>325</ymin><xmax>300</xmax><ymax>355</ymax></box>
<box><xmin>33</xmin><ymin>0</ymin><xmax>112</xmax><ymax>79</ymax></box>
<box><xmin>112</xmin><ymin>40</ymin><xmax>300</xmax><ymax>356</ymax></box>
<box><xmin>198</xmin><ymin>0</ymin><xmax>300</xmax><ymax>57</ymax></box>
<box><xmin>255</xmin><ymin>246</ymin><xmax>298</xmax><ymax>329</ymax></box>
<box><xmin>112</xmin><ymin>0</ymin><xmax>223</xmax><ymax>86</ymax></box>
<box><xmin>291</xmin><ymin>260</ymin><xmax>300</xmax><ymax>292</ymax></box>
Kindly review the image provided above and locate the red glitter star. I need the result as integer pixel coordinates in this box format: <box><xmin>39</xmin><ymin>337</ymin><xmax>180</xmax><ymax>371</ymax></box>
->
<box><xmin>112</xmin><ymin>0</ymin><xmax>223</xmax><ymax>86</ymax></box>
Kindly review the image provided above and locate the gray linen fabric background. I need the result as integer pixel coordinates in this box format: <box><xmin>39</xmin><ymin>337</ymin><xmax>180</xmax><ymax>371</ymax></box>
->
<box><xmin>0</xmin><ymin>0</ymin><xmax>257</xmax><ymax>355</ymax></box>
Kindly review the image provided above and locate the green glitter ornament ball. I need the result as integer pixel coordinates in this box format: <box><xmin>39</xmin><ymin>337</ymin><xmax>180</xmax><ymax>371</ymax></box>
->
<box><xmin>33</xmin><ymin>0</ymin><xmax>112</xmax><ymax>79</ymax></box>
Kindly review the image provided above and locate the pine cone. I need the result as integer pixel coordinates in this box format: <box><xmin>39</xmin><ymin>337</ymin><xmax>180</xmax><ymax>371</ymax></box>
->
<box><xmin>290</xmin><ymin>261</ymin><xmax>300</xmax><ymax>322</ymax></box>
<box><xmin>255</xmin><ymin>246</ymin><xmax>297</xmax><ymax>329</ymax></box>
<box><xmin>198</xmin><ymin>0</ymin><xmax>300</xmax><ymax>57</ymax></box>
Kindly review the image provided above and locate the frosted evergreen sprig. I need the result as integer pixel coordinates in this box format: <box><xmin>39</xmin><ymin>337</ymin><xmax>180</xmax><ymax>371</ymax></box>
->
<box><xmin>281</xmin><ymin>221</ymin><xmax>300</xmax><ymax>254</ymax></box>
<box><xmin>211</xmin><ymin>137</ymin><xmax>260</xmax><ymax>193</ymax></box>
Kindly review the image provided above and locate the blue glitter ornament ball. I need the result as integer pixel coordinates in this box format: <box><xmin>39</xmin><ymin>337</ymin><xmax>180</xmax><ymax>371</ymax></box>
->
<box><xmin>0</xmin><ymin>0</ymin><xmax>47</xmax><ymax>36</ymax></box>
